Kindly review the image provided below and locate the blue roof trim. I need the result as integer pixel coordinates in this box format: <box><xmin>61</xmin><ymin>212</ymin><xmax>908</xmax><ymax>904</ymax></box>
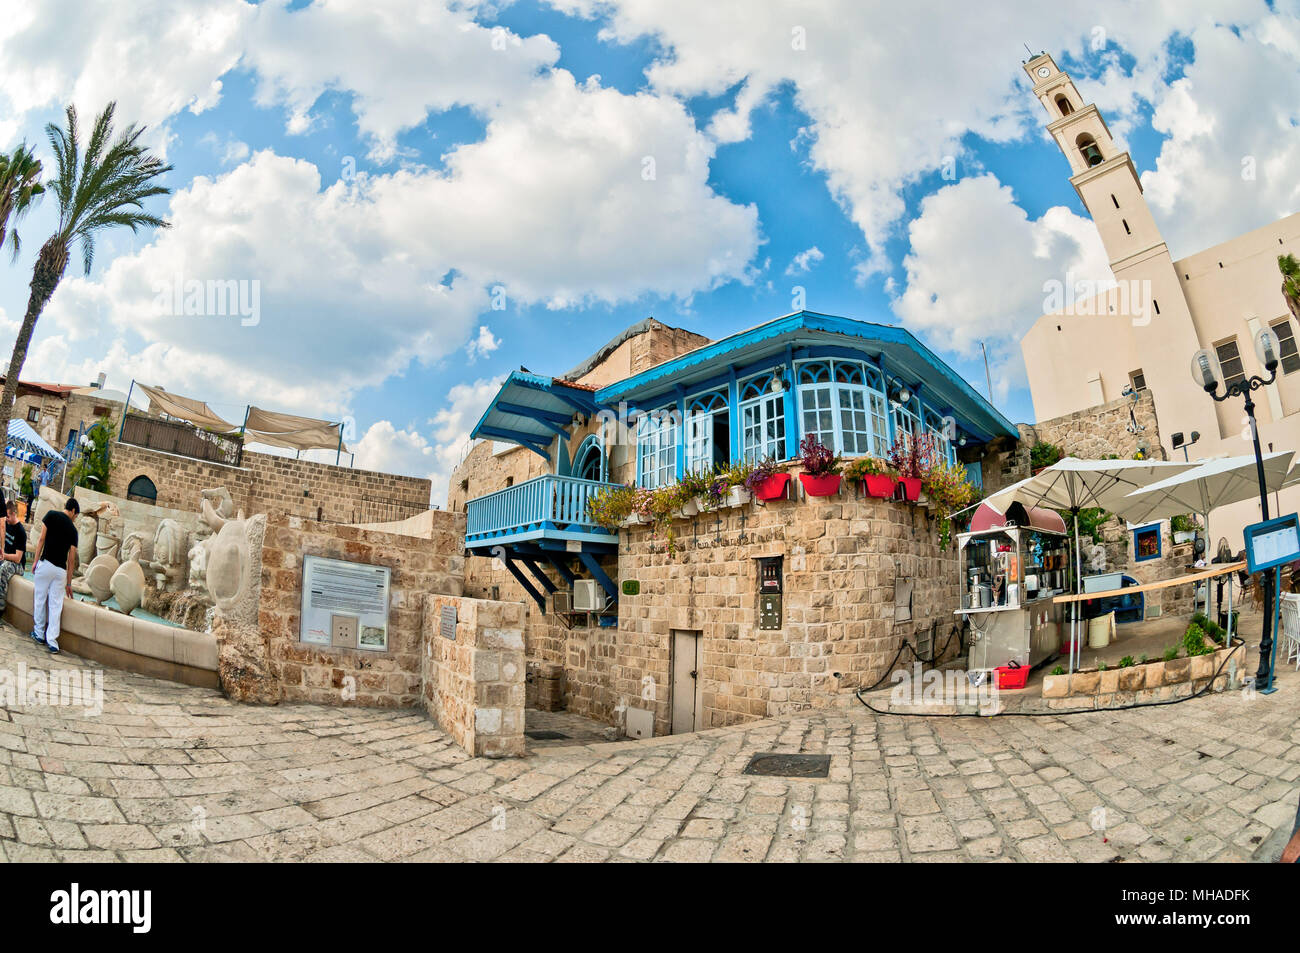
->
<box><xmin>470</xmin><ymin>370</ymin><xmax>600</xmax><ymax>451</ymax></box>
<box><xmin>593</xmin><ymin>311</ymin><xmax>1018</xmax><ymax>441</ymax></box>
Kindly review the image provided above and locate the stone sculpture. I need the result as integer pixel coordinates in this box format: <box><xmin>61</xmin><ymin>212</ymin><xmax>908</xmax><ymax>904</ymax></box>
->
<box><xmin>110</xmin><ymin>560</ymin><xmax>147</xmax><ymax>616</ymax></box>
<box><xmin>145</xmin><ymin>518</ymin><xmax>189</xmax><ymax>593</ymax></box>
<box><xmin>202</xmin><ymin>500</ymin><xmax>271</xmax><ymax>703</ymax></box>
<box><xmin>83</xmin><ymin>554</ymin><xmax>119</xmax><ymax>605</ymax></box>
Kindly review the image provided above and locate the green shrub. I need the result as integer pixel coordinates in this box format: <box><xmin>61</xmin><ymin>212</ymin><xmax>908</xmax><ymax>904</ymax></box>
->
<box><xmin>1118</xmin><ymin>655</ymin><xmax>1135</xmax><ymax>668</ymax></box>
<box><xmin>1030</xmin><ymin>442</ymin><xmax>1062</xmax><ymax>470</ymax></box>
<box><xmin>1162</xmin><ymin>646</ymin><xmax>1179</xmax><ymax>662</ymax></box>
<box><xmin>1050</xmin><ymin>665</ymin><xmax>1065</xmax><ymax>676</ymax></box>
<box><xmin>1182</xmin><ymin>623</ymin><xmax>1214</xmax><ymax>657</ymax></box>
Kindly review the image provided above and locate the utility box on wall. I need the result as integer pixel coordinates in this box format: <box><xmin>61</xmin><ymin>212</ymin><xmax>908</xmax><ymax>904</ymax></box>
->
<box><xmin>756</xmin><ymin>555</ymin><xmax>783</xmax><ymax>630</ymax></box>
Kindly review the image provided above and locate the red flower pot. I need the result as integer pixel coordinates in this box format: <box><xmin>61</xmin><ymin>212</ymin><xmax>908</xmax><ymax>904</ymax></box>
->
<box><xmin>862</xmin><ymin>474</ymin><xmax>897</xmax><ymax>499</ymax></box>
<box><xmin>752</xmin><ymin>472</ymin><xmax>791</xmax><ymax>501</ymax></box>
<box><xmin>799</xmin><ymin>473</ymin><xmax>842</xmax><ymax>498</ymax></box>
<box><xmin>899</xmin><ymin>477</ymin><xmax>923</xmax><ymax>501</ymax></box>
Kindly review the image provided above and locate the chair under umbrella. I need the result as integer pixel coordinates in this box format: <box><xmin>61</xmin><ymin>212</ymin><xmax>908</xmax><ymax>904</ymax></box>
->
<box><xmin>982</xmin><ymin>457</ymin><xmax>1196</xmax><ymax>673</ymax></box>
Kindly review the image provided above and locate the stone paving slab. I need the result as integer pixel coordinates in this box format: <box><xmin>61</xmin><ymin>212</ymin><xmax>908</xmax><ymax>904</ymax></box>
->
<box><xmin>2</xmin><ymin>620</ymin><xmax>1298</xmax><ymax>862</ymax></box>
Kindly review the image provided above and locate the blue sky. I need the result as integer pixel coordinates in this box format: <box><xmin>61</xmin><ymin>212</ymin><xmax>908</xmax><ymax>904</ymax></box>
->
<box><xmin>1</xmin><ymin>1</ymin><xmax>1297</xmax><ymax>501</ymax></box>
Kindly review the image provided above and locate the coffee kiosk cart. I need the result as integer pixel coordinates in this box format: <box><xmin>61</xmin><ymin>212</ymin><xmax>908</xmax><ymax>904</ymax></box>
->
<box><xmin>954</xmin><ymin>505</ymin><xmax>1071</xmax><ymax>671</ymax></box>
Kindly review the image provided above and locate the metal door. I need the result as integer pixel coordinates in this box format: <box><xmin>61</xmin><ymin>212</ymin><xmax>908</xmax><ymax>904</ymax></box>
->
<box><xmin>671</xmin><ymin>630</ymin><xmax>702</xmax><ymax>734</ymax></box>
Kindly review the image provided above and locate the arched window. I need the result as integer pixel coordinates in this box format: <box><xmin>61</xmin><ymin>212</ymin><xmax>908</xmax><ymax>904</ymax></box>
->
<box><xmin>1076</xmin><ymin>134</ymin><xmax>1104</xmax><ymax>168</ymax></box>
<box><xmin>923</xmin><ymin>408</ymin><xmax>955</xmax><ymax>465</ymax></box>
<box><xmin>796</xmin><ymin>359</ymin><xmax>890</xmax><ymax>457</ymax></box>
<box><xmin>739</xmin><ymin>371</ymin><xmax>786</xmax><ymax>462</ymax></box>
<box><xmin>126</xmin><ymin>475</ymin><xmax>157</xmax><ymax>505</ymax></box>
<box><xmin>1055</xmin><ymin>95</ymin><xmax>1073</xmax><ymax>116</ymax></box>
<box><xmin>573</xmin><ymin>434</ymin><xmax>606</xmax><ymax>483</ymax></box>
<box><xmin>685</xmin><ymin>390</ymin><xmax>730</xmax><ymax>473</ymax></box>
<box><xmin>637</xmin><ymin>409</ymin><xmax>678</xmax><ymax>489</ymax></box>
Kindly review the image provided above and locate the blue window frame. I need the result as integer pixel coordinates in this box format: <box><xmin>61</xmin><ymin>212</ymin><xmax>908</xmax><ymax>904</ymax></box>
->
<box><xmin>739</xmin><ymin>372</ymin><xmax>786</xmax><ymax>462</ymax></box>
<box><xmin>685</xmin><ymin>389</ymin><xmax>729</xmax><ymax>473</ymax></box>
<box><xmin>796</xmin><ymin>358</ymin><xmax>889</xmax><ymax>457</ymax></box>
<box><xmin>1133</xmin><ymin>523</ymin><xmax>1162</xmax><ymax>562</ymax></box>
<box><xmin>637</xmin><ymin>409</ymin><xmax>678</xmax><ymax>488</ymax></box>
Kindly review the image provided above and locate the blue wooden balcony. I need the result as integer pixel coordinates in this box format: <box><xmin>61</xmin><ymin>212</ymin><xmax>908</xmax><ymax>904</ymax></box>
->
<box><xmin>465</xmin><ymin>474</ymin><xmax>621</xmax><ymax>551</ymax></box>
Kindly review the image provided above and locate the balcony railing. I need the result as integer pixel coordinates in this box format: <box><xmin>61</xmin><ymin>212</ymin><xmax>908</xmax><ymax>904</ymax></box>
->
<box><xmin>120</xmin><ymin>413</ymin><xmax>244</xmax><ymax>467</ymax></box>
<box><xmin>465</xmin><ymin>474</ymin><xmax>620</xmax><ymax>548</ymax></box>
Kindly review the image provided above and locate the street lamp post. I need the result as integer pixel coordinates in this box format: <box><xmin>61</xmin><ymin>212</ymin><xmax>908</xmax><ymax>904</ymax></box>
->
<box><xmin>1192</xmin><ymin>327</ymin><xmax>1281</xmax><ymax>689</ymax></box>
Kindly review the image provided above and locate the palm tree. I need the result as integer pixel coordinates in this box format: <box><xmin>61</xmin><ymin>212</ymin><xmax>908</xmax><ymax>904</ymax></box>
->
<box><xmin>1282</xmin><ymin>253</ymin><xmax>1300</xmax><ymax>323</ymax></box>
<box><xmin>0</xmin><ymin>143</ymin><xmax>45</xmax><ymax>259</ymax></box>
<box><xmin>0</xmin><ymin>103</ymin><xmax>172</xmax><ymax>426</ymax></box>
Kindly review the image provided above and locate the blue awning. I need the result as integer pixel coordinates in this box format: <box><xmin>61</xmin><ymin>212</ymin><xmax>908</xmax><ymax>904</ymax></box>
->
<box><xmin>470</xmin><ymin>371</ymin><xmax>602</xmax><ymax>460</ymax></box>
<box><xmin>593</xmin><ymin>311</ymin><xmax>1019</xmax><ymax>444</ymax></box>
<box><xmin>6</xmin><ymin>418</ymin><xmax>64</xmax><ymax>462</ymax></box>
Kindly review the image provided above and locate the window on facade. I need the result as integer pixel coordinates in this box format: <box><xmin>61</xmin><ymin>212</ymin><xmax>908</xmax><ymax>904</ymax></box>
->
<box><xmin>739</xmin><ymin>374</ymin><xmax>785</xmax><ymax>462</ymax></box>
<box><xmin>1129</xmin><ymin>369</ymin><xmax>1146</xmax><ymax>392</ymax></box>
<box><xmin>26</xmin><ymin>408</ymin><xmax>38</xmax><ymax>423</ymax></box>
<box><xmin>923</xmin><ymin>409</ymin><xmax>955</xmax><ymax>465</ymax></box>
<box><xmin>1056</xmin><ymin>95</ymin><xmax>1073</xmax><ymax>116</ymax></box>
<box><xmin>1271</xmin><ymin>318</ymin><xmax>1300</xmax><ymax>375</ymax></box>
<box><xmin>126</xmin><ymin>475</ymin><xmax>157</xmax><ymax>505</ymax></box>
<box><xmin>1133</xmin><ymin>524</ymin><xmax>1161</xmax><ymax>562</ymax></box>
<box><xmin>1215</xmin><ymin>339</ymin><xmax>1247</xmax><ymax>390</ymax></box>
<box><xmin>796</xmin><ymin>359</ymin><xmax>889</xmax><ymax>458</ymax></box>
<box><xmin>892</xmin><ymin>395</ymin><xmax>921</xmax><ymax>444</ymax></box>
<box><xmin>637</xmin><ymin>410</ymin><xmax>678</xmax><ymax>488</ymax></box>
<box><xmin>685</xmin><ymin>391</ymin><xmax>730</xmax><ymax>473</ymax></box>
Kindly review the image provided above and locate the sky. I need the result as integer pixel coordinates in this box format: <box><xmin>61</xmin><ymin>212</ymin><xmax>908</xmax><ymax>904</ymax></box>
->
<box><xmin>1</xmin><ymin>0</ymin><xmax>1298</xmax><ymax>505</ymax></box>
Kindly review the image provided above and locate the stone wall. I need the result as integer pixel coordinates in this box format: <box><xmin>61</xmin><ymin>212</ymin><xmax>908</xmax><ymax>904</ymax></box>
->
<box><xmin>254</xmin><ymin>512</ymin><xmax>464</xmax><ymax>707</ymax></box>
<box><xmin>1024</xmin><ymin>390</ymin><xmax>1165</xmax><ymax>465</ymax></box>
<box><xmin>422</xmin><ymin>595</ymin><xmax>526</xmax><ymax>758</ymax></box>
<box><xmin>109</xmin><ymin>440</ymin><xmax>432</xmax><ymax>523</ymax></box>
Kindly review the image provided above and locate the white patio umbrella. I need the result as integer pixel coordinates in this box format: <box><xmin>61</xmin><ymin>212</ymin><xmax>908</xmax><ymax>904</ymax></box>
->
<box><xmin>1121</xmin><ymin>451</ymin><xmax>1294</xmax><ymax>618</ymax></box>
<box><xmin>982</xmin><ymin>457</ymin><xmax>1196</xmax><ymax>673</ymax></box>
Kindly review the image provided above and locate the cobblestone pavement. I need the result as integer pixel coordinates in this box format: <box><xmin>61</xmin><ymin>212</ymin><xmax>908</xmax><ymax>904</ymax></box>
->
<box><xmin>2</xmin><ymin>621</ymin><xmax>1298</xmax><ymax>862</ymax></box>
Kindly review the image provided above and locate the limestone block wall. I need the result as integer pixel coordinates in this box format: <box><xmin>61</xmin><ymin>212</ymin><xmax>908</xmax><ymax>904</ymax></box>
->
<box><xmin>108</xmin><ymin>440</ymin><xmax>432</xmax><ymax>523</ymax></box>
<box><xmin>423</xmin><ymin>595</ymin><xmax>526</xmax><ymax>758</ymax></box>
<box><xmin>255</xmin><ymin>512</ymin><xmax>465</xmax><ymax>707</ymax></box>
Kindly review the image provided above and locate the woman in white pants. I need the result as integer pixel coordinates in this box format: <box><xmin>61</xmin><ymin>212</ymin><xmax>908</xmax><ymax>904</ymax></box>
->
<box><xmin>30</xmin><ymin>497</ymin><xmax>80</xmax><ymax>654</ymax></box>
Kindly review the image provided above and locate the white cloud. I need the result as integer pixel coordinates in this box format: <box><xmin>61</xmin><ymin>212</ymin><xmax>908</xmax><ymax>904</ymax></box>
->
<box><xmin>0</xmin><ymin>0</ymin><xmax>251</xmax><ymax>137</ymax></box>
<box><xmin>549</xmin><ymin>0</ymin><xmax>1278</xmax><ymax>276</ymax></box>
<box><xmin>465</xmin><ymin>325</ymin><xmax>501</xmax><ymax>362</ymax></box>
<box><xmin>890</xmin><ymin>174</ymin><xmax>1111</xmax><ymax>398</ymax></box>
<box><xmin>244</xmin><ymin>0</ymin><xmax>560</xmax><ymax>161</ymax></box>
<box><xmin>784</xmin><ymin>245</ymin><xmax>823</xmax><ymax>275</ymax></box>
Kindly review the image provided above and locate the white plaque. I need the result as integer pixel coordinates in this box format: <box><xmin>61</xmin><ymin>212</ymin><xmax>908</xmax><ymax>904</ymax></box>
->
<box><xmin>300</xmin><ymin>555</ymin><xmax>391</xmax><ymax>651</ymax></box>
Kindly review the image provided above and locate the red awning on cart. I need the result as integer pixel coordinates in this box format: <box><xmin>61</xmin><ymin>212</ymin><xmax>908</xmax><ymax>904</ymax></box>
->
<box><xmin>969</xmin><ymin>502</ymin><xmax>1066</xmax><ymax>534</ymax></box>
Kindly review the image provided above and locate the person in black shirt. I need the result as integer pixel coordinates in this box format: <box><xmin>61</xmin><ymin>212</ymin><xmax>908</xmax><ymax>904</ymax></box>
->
<box><xmin>0</xmin><ymin>501</ymin><xmax>25</xmax><ymax>612</ymax></box>
<box><xmin>30</xmin><ymin>496</ymin><xmax>79</xmax><ymax>654</ymax></box>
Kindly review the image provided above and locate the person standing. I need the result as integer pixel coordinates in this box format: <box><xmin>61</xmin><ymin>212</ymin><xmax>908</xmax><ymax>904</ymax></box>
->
<box><xmin>30</xmin><ymin>496</ymin><xmax>78</xmax><ymax>654</ymax></box>
<box><xmin>0</xmin><ymin>501</ymin><xmax>26</xmax><ymax>612</ymax></box>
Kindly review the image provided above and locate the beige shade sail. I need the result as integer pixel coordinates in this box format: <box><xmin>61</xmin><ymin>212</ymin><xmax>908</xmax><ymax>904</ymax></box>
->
<box><xmin>137</xmin><ymin>384</ymin><xmax>237</xmax><ymax>432</ymax></box>
<box><xmin>244</xmin><ymin>407</ymin><xmax>348</xmax><ymax>453</ymax></box>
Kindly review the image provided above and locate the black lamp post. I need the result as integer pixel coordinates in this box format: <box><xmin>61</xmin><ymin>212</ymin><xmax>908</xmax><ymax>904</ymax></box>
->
<box><xmin>1192</xmin><ymin>327</ymin><xmax>1281</xmax><ymax>688</ymax></box>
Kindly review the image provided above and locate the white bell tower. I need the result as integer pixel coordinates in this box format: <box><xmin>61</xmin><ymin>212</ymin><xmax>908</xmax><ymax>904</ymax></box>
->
<box><xmin>1024</xmin><ymin>52</ymin><xmax>1167</xmax><ymax>278</ymax></box>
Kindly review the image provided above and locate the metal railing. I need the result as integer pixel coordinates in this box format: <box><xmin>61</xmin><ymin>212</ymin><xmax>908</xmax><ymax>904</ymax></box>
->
<box><xmin>466</xmin><ymin>474</ymin><xmax>618</xmax><ymax>543</ymax></box>
<box><xmin>119</xmin><ymin>413</ymin><xmax>244</xmax><ymax>467</ymax></box>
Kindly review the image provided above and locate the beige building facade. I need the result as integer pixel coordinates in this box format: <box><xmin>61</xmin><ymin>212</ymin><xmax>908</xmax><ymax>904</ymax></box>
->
<box><xmin>1019</xmin><ymin>52</ymin><xmax>1300</xmax><ymax>547</ymax></box>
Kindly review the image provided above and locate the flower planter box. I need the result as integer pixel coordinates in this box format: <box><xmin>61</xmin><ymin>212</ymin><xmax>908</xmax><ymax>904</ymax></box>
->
<box><xmin>1173</xmin><ymin>531</ymin><xmax>1194</xmax><ymax>544</ymax></box>
<box><xmin>898</xmin><ymin>477</ymin><xmax>923</xmax><ymax>502</ymax></box>
<box><xmin>726</xmin><ymin>487</ymin><xmax>751</xmax><ymax>507</ymax></box>
<box><xmin>752</xmin><ymin>472</ymin><xmax>791</xmax><ymax>501</ymax></box>
<box><xmin>799</xmin><ymin>473</ymin><xmax>842</xmax><ymax>498</ymax></box>
<box><xmin>861</xmin><ymin>474</ymin><xmax>897</xmax><ymax>499</ymax></box>
<box><xmin>678</xmin><ymin>498</ymin><xmax>700</xmax><ymax>518</ymax></box>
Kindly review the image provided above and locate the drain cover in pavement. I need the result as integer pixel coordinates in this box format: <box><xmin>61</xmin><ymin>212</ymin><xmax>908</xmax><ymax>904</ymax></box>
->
<box><xmin>525</xmin><ymin>730</ymin><xmax>570</xmax><ymax>741</ymax></box>
<box><xmin>743</xmin><ymin>753</ymin><xmax>831</xmax><ymax>778</ymax></box>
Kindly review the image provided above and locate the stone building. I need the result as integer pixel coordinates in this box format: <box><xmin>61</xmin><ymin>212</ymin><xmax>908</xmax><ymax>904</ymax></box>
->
<box><xmin>450</xmin><ymin>311</ymin><xmax>1021</xmax><ymax>736</ymax></box>
<box><xmin>1018</xmin><ymin>51</ymin><xmax>1300</xmax><ymax>547</ymax></box>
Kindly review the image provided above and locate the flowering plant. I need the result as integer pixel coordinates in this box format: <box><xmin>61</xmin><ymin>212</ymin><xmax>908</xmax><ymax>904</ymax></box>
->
<box><xmin>886</xmin><ymin>434</ymin><xmax>932</xmax><ymax>480</ymax></box>
<box><xmin>587</xmin><ymin>482</ymin><xmax>637</xmax><ymax>529</ymax></box>
<box><xmin>798</xmin><ymin>435</ymin><xmax>840</xmax><ymax>476</ymax></box>
<box><xmin>743</xmin><ymin>456</ymin><xmax>781</xmax><ymax>492</ymax></box>
<box><xmin>921</xmin><ymin>459</ymin><xmax>978</xmax><ymax>550</ymax></box>
<box><xmin>842</xmin><ymin>456</ymin><xmax>894</xmax><ymax>481</ymax></box>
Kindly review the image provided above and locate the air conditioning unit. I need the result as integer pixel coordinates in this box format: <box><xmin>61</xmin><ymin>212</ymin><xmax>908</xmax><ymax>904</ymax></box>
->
<box><xmin>552</xmin><ymin>590</ymin><xmax>571</xmax><ymax>613</ymax></box>
<box><xmin>573</xmin><ymin>579</ymin><xmax>601</xmax><ymax>611</ymax></box>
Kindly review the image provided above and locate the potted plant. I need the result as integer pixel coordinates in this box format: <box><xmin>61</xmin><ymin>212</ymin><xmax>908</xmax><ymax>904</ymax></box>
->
<box><xmin>887</xmin><ymin>435</ymin><xmax>928</xmax><ymax>502</ymax></box>
<box><xmin>843</xmin><ymin>456</ymin><xmax>897</xmax><ymax>498</ymax></box>
<box><xmin>797</xmin><ymin>435</ymin><xmax>842</xmax><ymax>497</ymax></box>
<box><xmin>747</xmin><ymin>456</ymin><xmax>789</xmax><ymax>501</ymax></box>
<box><xmin>722</xmin><ymin>460</ymin><xmax>755</xmax><ymax>507</ymax></box>
<box><xmin>1171</xmin><ymin>513</ymin><xmax>1197</xmax><ymax>544</ymax></box>
<box><xmin>676</xmin><ymin>470</ymin><xmax>710</xmax><ymax>517</ymax></box>
<box><xmin>629</xmin><ymin>487</ymin><xmax>654</xmax><ymax>524</ymax></box>
<box><xmin>921</xmin><ymin>459</ymin><xmax>977</xmax><ymax>550</ymax></box>
<box><xmin>588</xmin><ymin>483</ymin><xmax>636</xmax><ymax>530</ymax></box>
